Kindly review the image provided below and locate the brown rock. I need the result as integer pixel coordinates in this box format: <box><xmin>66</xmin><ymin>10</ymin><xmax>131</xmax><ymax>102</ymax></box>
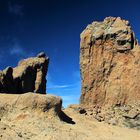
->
<box><xmin>80</xmin><ymin>17</ymin><xmax>140</xmax><ymax>108</ymax></box>
<box><xmin>0</xmin><ymin>93</ymin><xmax>62</xmax><ymax>116</ymax></box>
<box><xmin>0</xmin><ymin>52</ymin><xmax>49</xmax><ymax>94</ymax></box>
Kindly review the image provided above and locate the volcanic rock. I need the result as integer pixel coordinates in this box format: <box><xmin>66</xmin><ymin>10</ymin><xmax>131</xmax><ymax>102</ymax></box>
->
<box><xmin>0</xmin><ymin>52</ymin><xmax>49</xmax><ymax>94</ymax></box>
<box><xmin>80</xmin><ymin>17</ymin><xmax>140</xmax><ymax>107</ymax></box>
<box><xmin>80</xmin><ymin>17</ymin><xmax>140</xmax><ymax>128</ymax></box>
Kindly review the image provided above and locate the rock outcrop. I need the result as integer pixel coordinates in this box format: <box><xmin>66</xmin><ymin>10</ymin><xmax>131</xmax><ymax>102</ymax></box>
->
<box><xmin>80</xmin><ymin>17</ymin><xmax>140</xmax><ymax>107</ymax></box>
<box><xmin>80</xmin><ymin>17</ymin><xmax>140</xmax><ymax>128</ymax></box>
<box><xmin>0</xmin><ymin>52</ymin><xmax>49</xmax><ymax>94</ymax></box>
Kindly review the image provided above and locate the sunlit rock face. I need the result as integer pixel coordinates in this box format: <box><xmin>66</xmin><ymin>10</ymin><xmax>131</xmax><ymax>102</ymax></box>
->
<box><xmin>0</xmin><ymin>52</ymin><xmax>49</xmax><ymax>94</ymax></box>
<box><xmin>80</xmin><ymin>17</ymin><xmax>140</xmax><ymax>108</ymax></box>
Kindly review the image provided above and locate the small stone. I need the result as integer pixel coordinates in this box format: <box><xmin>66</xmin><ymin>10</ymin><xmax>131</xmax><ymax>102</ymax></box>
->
<box><xmin>123</xmin><ymin>110</ymin><xmax>139</xmax><ymax>119</ymax></box>
<box><xmin>18</xmin><ymin>132</ymin><xmax>22</xmax><ymax>137</ymax></box>
<box><xmin>108</xmin><ymin>118</ymin><xmax>117</xmax><ymax>125</ymax></box>
<box><xmin>79</xmin><ymin>108</ymin><xmax>86</xmax><ymax>114</ymax></box>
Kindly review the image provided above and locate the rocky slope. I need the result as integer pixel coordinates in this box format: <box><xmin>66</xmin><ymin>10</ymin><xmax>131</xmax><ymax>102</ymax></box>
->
<box><xmin>80</xmin><ymin>17</ymin><xmax>140</xmax><ymax>128</ymax></box>
<box><xmin>0</xmin><ymin>52</ymin><xmax>49</xmax><ymax>94</ymax></box>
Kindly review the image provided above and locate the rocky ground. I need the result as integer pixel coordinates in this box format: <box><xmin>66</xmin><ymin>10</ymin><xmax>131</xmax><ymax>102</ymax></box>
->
<box><xmin>0</xmin><ymin>93</ymin><xmax>140</xmax><ymax>140</ymax></box>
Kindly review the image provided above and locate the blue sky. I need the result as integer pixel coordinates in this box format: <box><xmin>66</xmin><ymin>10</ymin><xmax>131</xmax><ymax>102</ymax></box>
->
<box><xmin>0</xmin><ymin>0</ymin><xmax>140</xmax><ymax>107</ymax></box>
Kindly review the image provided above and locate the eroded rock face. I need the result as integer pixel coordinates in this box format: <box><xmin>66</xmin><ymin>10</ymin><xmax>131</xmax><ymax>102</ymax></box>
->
<box><xmin>0</xmin><ymin>52</ymin><xmax>49</xmax><ymax>94</ymax></box>
<box><xmin>80</xmin><ymin>17</ymin><xmax>140</xmax><ymax>108</ymax></box>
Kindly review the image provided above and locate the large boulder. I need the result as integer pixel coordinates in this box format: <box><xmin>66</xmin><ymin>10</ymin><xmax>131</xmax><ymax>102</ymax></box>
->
<box><xmin>80</xmin><ymin>17</ymin><xmax>140</xmax><ymax>108</ymax></box>
<box><xmin>0</xmin><ymin>52</ymin><xmax>49</xmax><ymax>94</ymax></box>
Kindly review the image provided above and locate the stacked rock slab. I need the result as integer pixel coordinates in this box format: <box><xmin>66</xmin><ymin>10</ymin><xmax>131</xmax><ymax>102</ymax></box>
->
<box><xmin>80</xmin><ymin>17</ymin><xmax>140</xmax><ymax>108</ymax></box>
<box><xmin>0</xmin><ymin>52</ymin><xmax>49</xmax><ymax>94</ymax></box>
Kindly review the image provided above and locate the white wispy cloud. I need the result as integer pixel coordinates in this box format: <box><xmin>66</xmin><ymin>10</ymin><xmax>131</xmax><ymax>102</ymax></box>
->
<box><xmin>0</xmin><ymin>39</ymin><xmax>26</xmax><ymax>62</ymax></box>
<box><xmin>47</xmin><ymin>84</ymin><xmax>77</xmax><ymax>89</ymax></box>
<box><xmin>8</xmin><ymin>3</ymin><xmax>24</xmax><ymax>16</ymax></box>
<box><xmin>10</xmin><ymin>43</ymin><xmax>25</xmax><ymax>56</ymax></box>
<box><xmin>9</xmin><ymin>38</ymin><xmax>35</xmax><ymax>58</ymax></box>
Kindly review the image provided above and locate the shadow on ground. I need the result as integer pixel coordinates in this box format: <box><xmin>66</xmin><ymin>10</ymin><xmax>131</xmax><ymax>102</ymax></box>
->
<box><xmin>59</xmin><ymin>111</ymin><xmax>75</xmax><ymax>124</ymax></box>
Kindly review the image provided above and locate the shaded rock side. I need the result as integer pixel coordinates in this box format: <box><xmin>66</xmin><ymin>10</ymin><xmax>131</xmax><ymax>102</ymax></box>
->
<box><xmin>80</xmin><ymin>17</ymin><xmax>140</xmax><ymax>108</ymax></box>
<box><xmin>0</xmin><ymin>52</ymin><xmax>49</xmax><ymax>94</ymax></box>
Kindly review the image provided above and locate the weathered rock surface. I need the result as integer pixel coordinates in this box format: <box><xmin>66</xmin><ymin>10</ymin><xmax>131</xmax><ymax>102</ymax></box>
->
<box><xmin>0</xmin><ymin>52</ymin><xmax>49</xmax><ymax>94</ymax></box>
<box><xmin>80</xmin><ymin>17</ymin><xmax>140</xmax><ymax>128</ymax></box>
<box><xmin>0</xmin><ymin>93</ymin><xmax>62</xmax><ymax>118</ymax></box>
<box><xmin>80</xmin><ymin>17</ymin><xmax>140</xmax><ymax>107</ymax></box>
